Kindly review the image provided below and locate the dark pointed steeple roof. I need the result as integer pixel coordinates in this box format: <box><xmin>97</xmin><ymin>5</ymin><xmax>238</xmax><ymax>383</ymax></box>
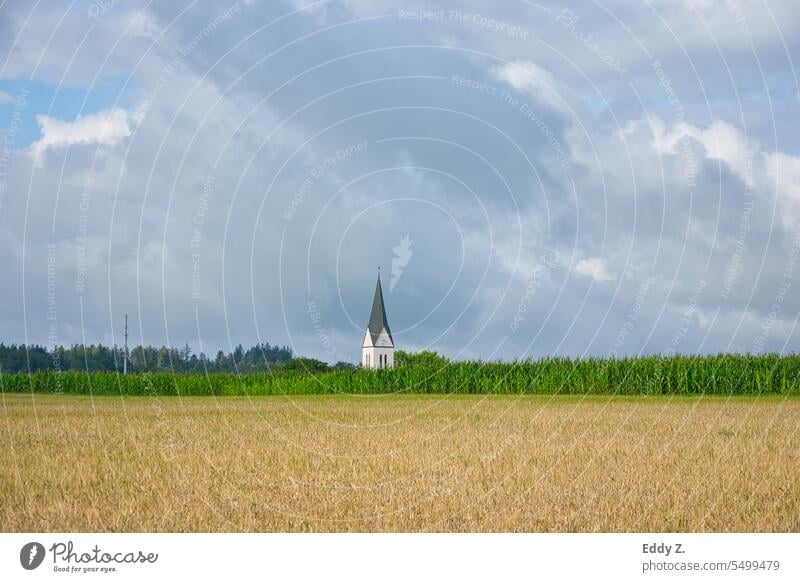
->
<box><xmin>366</xmin><ymin>270</ymin><xmax>393</xmax><ymax>346</ymax></box>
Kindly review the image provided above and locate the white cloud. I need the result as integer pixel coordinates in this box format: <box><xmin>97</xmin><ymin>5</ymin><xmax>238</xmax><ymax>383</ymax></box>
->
<box><xmin>637</xmin><ymin>117</ymin><xmax>800</xmax><ymax>235</ymax></box>
<box><xmin>648</xmin><ymin>118</ymin><xmax>752</xmax><ymax>179</ymax></box>
<box><xmin>127</xmin><ymin>10</ymin><xmax>161</xmax><ymax>39</ymax></box>
<box><xmin>574</xmin><ymin>257</ymin><xmax>615</xmax><ymax>282</ymax></box>
<box><xmin>30</xmin><ymin>108</ymin><xmax>132</xmax><ymax>163</ymax></box>
<box><xmin>287</xmin><ymin>0</ymin><xmax>330</xmax><ymax>21</ymax></box>
<box><xmin>491</xmin><ymin>60</ymin><xmax>571</xmax><ymax>116</ymax></box>
<box><xmin>0</xmin><ymin>90</ymin><xmax>13</xmax><ymax>104</ymax></box>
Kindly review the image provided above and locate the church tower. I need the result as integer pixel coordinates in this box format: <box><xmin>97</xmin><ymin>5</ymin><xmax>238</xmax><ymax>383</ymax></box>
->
<box><xmin>362</xmin><ymin>270</ymin><xmax>394</xmax><ymax>369</ymax></box>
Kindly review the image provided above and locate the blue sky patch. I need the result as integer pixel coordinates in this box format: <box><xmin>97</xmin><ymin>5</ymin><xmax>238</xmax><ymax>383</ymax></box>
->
<box><xmin>0</xmin><ymin>72</ymin><xmax>136</xmax><ymax>149</ymax></box>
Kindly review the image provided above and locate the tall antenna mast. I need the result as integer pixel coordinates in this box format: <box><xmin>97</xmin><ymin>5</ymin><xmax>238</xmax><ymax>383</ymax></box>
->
<box><xmin>123</xmin><ymin>314</ymin><xmax>129</xmax><ymax>375</ymax></box>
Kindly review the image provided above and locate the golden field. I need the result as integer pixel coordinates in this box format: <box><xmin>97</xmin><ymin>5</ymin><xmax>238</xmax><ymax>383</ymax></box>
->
<box><xmin>1</xmin><ymin>394</ymin><xmax>798</xmax><ymax>532</ymax></box>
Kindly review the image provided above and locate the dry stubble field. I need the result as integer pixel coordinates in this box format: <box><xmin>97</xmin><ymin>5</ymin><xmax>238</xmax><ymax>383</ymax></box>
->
<box><xmin>1</xmin><ymin>394</ymin><xmax>798</xmax><ymax>532</ymax></box>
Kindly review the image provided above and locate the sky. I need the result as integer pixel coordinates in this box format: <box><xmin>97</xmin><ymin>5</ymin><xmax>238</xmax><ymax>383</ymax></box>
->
<box><xmin>1</xmin><ymin>0</ymin><xmax>799</xmax><ymax>362</ymax></box>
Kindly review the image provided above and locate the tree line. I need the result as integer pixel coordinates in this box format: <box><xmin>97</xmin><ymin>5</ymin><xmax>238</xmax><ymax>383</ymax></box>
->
<box><xmin>0</xmin><ymin>342</ymin><xmax>298</xmax><ymax>374</ymax></box>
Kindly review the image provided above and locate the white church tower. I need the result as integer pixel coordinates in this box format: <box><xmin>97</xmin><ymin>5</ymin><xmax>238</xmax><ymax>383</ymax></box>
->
<box><xmin>362</xmin><ymin>270</ymin><xmax>394</xmax><ymax>369</ymax></box>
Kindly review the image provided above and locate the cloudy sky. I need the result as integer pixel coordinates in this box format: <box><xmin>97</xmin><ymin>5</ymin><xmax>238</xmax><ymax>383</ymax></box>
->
<box><xmin>1</xmin><ymin>0</ymin><xmax>799</xmax><ymax>362</ymax></box>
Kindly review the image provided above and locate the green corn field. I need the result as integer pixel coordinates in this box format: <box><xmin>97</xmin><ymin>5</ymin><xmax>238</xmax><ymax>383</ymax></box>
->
<box><xmin>2</xmin><ymin>353</ymin><xmax>799</xmax><ymax>396</ymax></box>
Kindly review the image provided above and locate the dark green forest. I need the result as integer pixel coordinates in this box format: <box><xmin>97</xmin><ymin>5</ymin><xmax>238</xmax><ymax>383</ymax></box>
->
<box><xmin>0</xmin><ymin>342</ymin><xmax>296</xmax><ymax>374</ymax></box>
